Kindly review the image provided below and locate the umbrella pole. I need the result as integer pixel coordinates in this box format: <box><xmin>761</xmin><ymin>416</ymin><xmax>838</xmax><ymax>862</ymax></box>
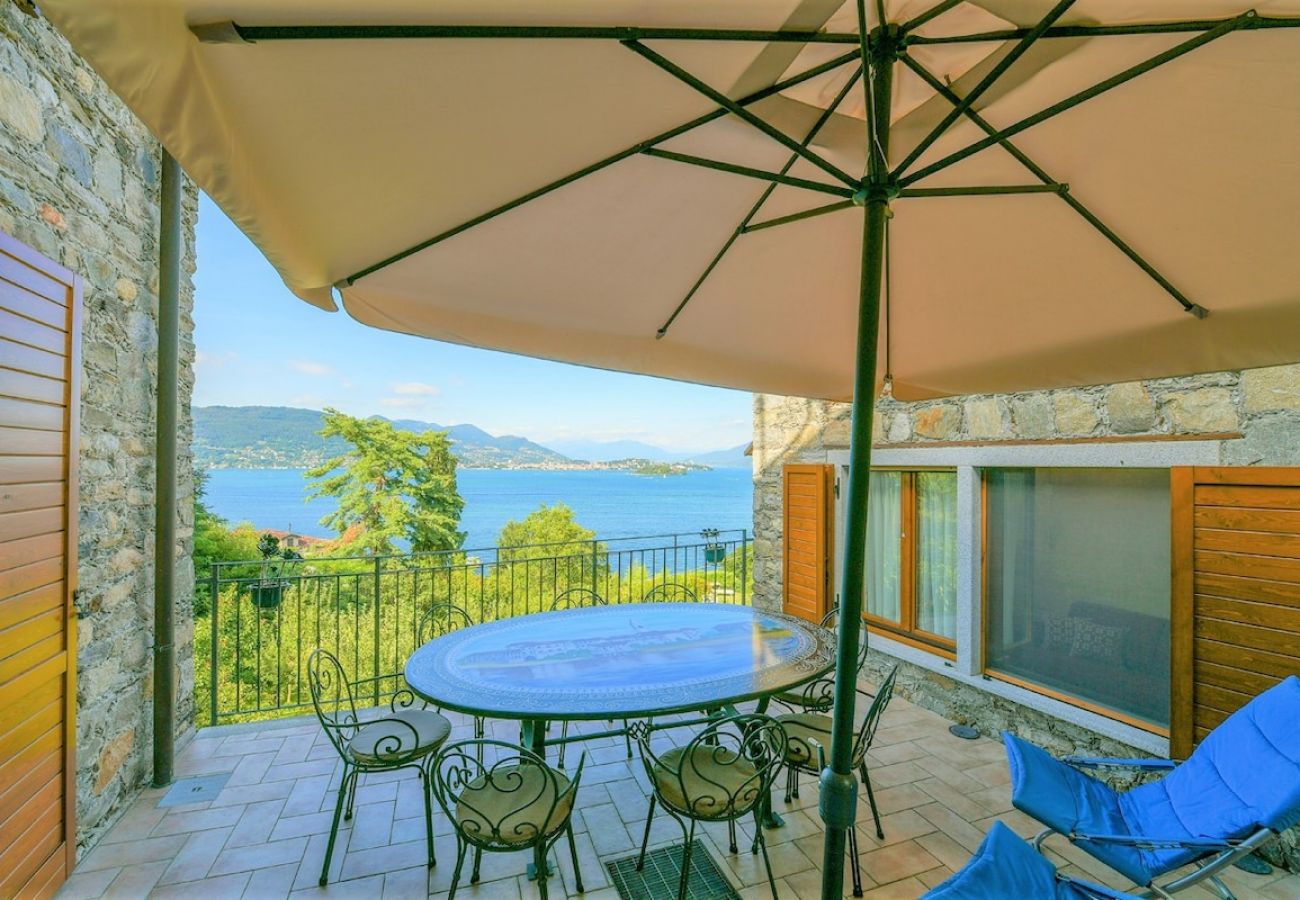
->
<box><xmin>820</xmin><ymin>23</ymin><xmax>894</xmax><ymax>900</ymax></box>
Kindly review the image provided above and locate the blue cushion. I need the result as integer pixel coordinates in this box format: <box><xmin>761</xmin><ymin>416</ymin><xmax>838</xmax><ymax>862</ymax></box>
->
<box><xmin>922</xmin><ymin>822</ymin><xmax>1132</xmax><ymax>899</ymax></box>
<box><xmin>1005</xmin><ymin>676</ymin><xmax>1300</xmax><ymax>887</ymax></box>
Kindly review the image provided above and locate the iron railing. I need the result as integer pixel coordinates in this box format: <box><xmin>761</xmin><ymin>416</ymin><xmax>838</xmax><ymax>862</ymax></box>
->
<box><xmin>199</xmin><ymin>530</ymin><xmax>751</xmax><ymax>725</ymax></box>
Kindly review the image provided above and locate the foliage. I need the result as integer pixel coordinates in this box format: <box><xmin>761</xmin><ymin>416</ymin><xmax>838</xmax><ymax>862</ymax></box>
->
<box><xmin>306</xmin><ymin>409</ymin><xmax>466</xmax><ymax>555</ymax></box>
<box><xmin>254</xmin><ymin>533</ymin><xmax>303</xmax><ymax>585</ymax></box>
<box><xmin>192</xmin><ymin>469</ymin><xmax>260</xmax><ymax>615</ymax></box>
<box><xmin>497</xmin><ymin>503</ymin><xmax>596</xmax><ymax>558</ymax></box>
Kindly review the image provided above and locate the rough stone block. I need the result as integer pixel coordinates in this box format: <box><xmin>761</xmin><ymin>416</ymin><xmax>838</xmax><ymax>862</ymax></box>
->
<box><xmin>1053</xmin><ymin>393</ymin><xmax>1099</xmax><ymax>436</ymax></box>
<box><xmin>914</xmin><ymin>404</ymin><xmax>960</xmax><ymax>440</ymax></box>
<box><xmin>0</xmin><ymin>70</ymin><xmax>44</xmax><ymax>143</ymax></box>
<box><xmin>1106</xmin><ymin>382</ymin><xmax>1156</xmax><ymax>433</ymax></box>
<box><xmin>1165</xmin><ymin>387</ymin><xmax>1238</xmax><ymax>433</ymax></box>
<box><xmin>1242</xmin><ymin>364</ymin><xmax>1300</xmax><ymax>413</ymax></box>
<box><xmin>964</xmin><ymin>398</ymin><xmax>1006</xmax><ymax>439</ymax></box>
<box><xmin>1010</xmin><ymin>395</ymin><xmax>1053</xmax><ymax>439</ymax></box>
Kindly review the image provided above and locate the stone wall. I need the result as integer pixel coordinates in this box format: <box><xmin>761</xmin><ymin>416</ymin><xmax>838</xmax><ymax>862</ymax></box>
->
<box><xmin>0</xmin><ymin>5</ymin><xmax>198</xmax><ymax>855</ymax></box>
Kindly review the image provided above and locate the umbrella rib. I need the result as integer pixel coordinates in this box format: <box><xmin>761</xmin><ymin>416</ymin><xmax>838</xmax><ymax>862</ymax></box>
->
<box><xmin>898</xmin><ymin>184</ymin><xmax>1066</xmax><ymax>197</ymax></box>
<box><xmin>641</xmin><ymin>148</ymin><xmax>854</xmax><ymax>198</ymax></box>
<box><xmin>900</xmin><ymin>0</ymin><xmax>966</xmax><ymax>35</ymax></box>
<box><xmin>344</xmin><ymin>48</ymin><xmax>860</xmax><ymax>285</ymax></box>
<box><xmin>892</xmin><ymin>0</ymin><xmax>1076</xmax><ymax>179</ymax></box>
<box><xmin>740</xmin><ymin>200</ymin><xmax>855</xmax><ymax>233</ymax></box>
<box><xmin>622</xmin><ymin>40</ymin><xmax>862</xmax><ymax>190</ymax></box>
<box><xmin>194</xmin><ymin>22</ymin><xmax>864</xmax><ymax>45</ymax></box>
<box><xmin>903</xmin><ymin>14</ymin><xmax>1300</xmax><ymax>46</ymax></box>
<box><xmin>653</xmin><ymin>67</ymin><xmax>864</xmax><ymax>340</ymax></box>
<box><xmin>899</xmin><ymin>53</ymin><xmax>1205</xmax><ymax>316</ymax></box>
<box><xmin>897</xmin><ymin>13</ymin><xmax>1249</xmax><ymax>189</ymax></box>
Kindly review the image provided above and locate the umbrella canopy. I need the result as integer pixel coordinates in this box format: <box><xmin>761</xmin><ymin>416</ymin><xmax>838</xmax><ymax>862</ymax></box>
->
<box><xmin>41</xmin><ymin>1</ymin><xmax>1300</xmax><ymax>403</ymax></box>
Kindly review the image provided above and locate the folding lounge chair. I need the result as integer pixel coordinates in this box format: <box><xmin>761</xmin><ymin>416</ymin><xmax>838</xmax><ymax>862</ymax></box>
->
<box><xmin>923</xmin><ymin>821</ymin><xmax>1136</xmax><ymax>899</ymax></box>
<box><xmin>1004</xmin><ymin>675</ymin><xmax>1300</xmax><ymax>898</ymax></box>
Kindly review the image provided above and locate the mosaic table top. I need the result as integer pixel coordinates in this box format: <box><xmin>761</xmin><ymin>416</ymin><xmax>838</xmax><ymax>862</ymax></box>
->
<box><xmin>404</xmin><ymin>603</ymin><xmax>836</xmax><ymax>721</ymax></box>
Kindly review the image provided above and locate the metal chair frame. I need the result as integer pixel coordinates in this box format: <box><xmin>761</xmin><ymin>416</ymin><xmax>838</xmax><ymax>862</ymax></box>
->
<box><xmin>769</xmin><ymin>606</ymin><xmax>869</xmax><ymax>716</ymax></box>
<box><xmin>630</xmin><ymin>714</ymin><xmax>787</xmax><ymax>900</ymax></box>
<box><xmin>546</xmin><ymin>589</ymin><xmax>634</xmax><ymax>767</ymax></box>
<box><xmin>430</xmin><ymin>739</ymin><xmax>585</xmax><ymax>900</ymax></box>
<box><xmin>778</xmin><ymin>665</ymin><xmax>899</xmax><ymax>898</ymax></box>
<box><xmin>307</xmin><ymin>648</ymin><xmax>447</xmax><ymax>886</ymax></box>
<box><xmin>415</xmin><ymin>602</ymin><xmax>488</xmax><ymax>757</ymax></box>
<box><xmin>642</xmin><ymin>582</ymin><xmax>698</xmax><ymax>603</ymax></box>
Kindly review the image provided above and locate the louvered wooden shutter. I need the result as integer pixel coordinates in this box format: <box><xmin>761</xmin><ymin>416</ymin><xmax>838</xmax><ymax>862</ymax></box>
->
<box><xmin>0</xmin><ymin>230</ymin><xmax>80</xmax><ymax>898</ymax></box>
<box><xmin>1171</xmin><ymin>466</ymin><xmax>1300</xmax><ymax>758</ymax></box>
<box><xmin>783</xmin><ymin>464</ymin><xmax>833</xmax><ymax>623</ymax></box>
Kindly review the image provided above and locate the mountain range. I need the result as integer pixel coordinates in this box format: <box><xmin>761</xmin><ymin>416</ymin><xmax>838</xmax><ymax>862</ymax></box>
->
<box><xmin>193</xmin><ymin>406</ymin><xmax>749</xmax><ymax>470</ymax></box>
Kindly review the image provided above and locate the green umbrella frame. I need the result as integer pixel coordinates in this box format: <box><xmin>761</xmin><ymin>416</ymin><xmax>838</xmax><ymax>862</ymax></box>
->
<box><xmin>193</xmin><ymin>4</ymin><xmax>1300</xmax><ymax>896</ymax></box>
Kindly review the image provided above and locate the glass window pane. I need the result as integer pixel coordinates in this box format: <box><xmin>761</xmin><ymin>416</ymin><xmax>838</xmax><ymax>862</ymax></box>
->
<box><xmin>984</xmin><ymin>468</ymin><xmax>1171</xmax><ymax>727</ymax></box>
<box><xmin>916</xmin><ymin>472</ymin><xmax>958</xmax><ymax>640</ymax></box>
<box><xmin>866</xmin><ymin>472</ymin><xmax>902</xmax><ymax>623</ymax></box>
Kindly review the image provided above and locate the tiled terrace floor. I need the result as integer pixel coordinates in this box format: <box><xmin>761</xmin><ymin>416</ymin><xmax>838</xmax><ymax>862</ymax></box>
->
<box><xmin>59</xmin><ymin>683</ymin><xmax>1300</xmax><ymax>900</ymax></box>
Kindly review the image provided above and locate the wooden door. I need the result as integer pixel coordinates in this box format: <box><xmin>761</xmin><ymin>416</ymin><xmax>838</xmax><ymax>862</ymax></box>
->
<box><xmin>1171</xmin><ymin>466</ymin><xmax>1300</xmax><ymax>758</ymax></box>
<box><xmin>0</xmin><ymin>231</ymin><xmax>80</xmax><ymax>898</ymax></box>
<box><xmin>783</xmin><ymin>464</ymin><xmax>834</xmax><ymax>623</ymax></box>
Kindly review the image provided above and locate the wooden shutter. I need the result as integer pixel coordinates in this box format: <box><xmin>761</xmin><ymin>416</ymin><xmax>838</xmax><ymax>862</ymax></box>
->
<box><xmin>1171</xmin><ymin>466</ymin><xmax>1300</xmax><ymax>758</ymax></box>
<box><xmin>0</xmin><ymin>230</ymin><xmax>80</xmax><ymax>898</ymax></box>
<box><xmin>783</xmin><ymin>464</ymin><xmax>834</xmax><ymax>623</ymax></box>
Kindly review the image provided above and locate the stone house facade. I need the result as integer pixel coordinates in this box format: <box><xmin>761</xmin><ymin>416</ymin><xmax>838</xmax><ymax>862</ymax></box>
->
<box><xmin>754</xmin><ymin>366</ymin><xmax>1300</xmax><ymax>752</ymax></box>
<box><xmin>1</xmin><ymin>4</ymin><xmax>198</xmax><ymax>855</ymax></box>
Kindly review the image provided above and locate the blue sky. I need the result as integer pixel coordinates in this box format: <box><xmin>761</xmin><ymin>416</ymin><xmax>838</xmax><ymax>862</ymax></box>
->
<box><xmin>192</xmin><ymin>194</ymin><xmax>752</xmax><ymax>453</ymax></box>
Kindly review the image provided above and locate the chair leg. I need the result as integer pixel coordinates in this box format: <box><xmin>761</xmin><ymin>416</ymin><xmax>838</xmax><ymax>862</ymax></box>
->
<box><xmin>558</xmin><ymin>721</ymin><xmax>569</xmax><ymax>769</ymax></box>
<box><xmin>471</xmin><ymin>846</ymin><xmax>482</xmax><ymax>884</ymax></box>
<box><xmin>320</xmin><ymin>768</ymin><xmax>353</xmax><ymax>886</ymax></box>
<box><xmin>728</xmin><ymin>819</ymin><xmax>738</xmax><ymax>854</ymax></box>
<box><xmin>677</xmin><ymin>820</ymin><xmax>696</xmax><ymax>900</ymax></box>
<box><xmin>448</xmin><ymin>838</ymin><xmax>467</xmax><ymax>900</ymax></box>
<box><xmin>623</xmin><ymin>719</ymin><xmax>634</xmax><ymax>759</ymax></box>
<box><xmin>753</xmin><ymin>815</ymin><xmax>778</xmax><ymax>900</ymax></box>
<box><xmin>535</xmin><ymin>844</ymin><xmax>550</xmax><ymax>900</ymax></box>
<box><xmin>636</xmin><ymin>795</ymin><xmax>657</xmax><ymax>871</ymax></box>
<box><xmin>860</xmin><ymin>763</ymin><xmax>883</xmax><ymax>840</ymax></box>
<box><xmin>475</xmin><ymin>718</ymin><xmax>485</xmax><ymax>763</ymax></box>
<box><xmin>419</xmin><ymin>767</ymin><xmax>436</xmax><ymax>868</ymax></box>
<box><xmin>847</xmin><ymin>824</ymin><xmax>864</xmax><ymax>898</ymax></box>
<box><xmin>784</xmin><ymin>765</ymin><xmax>795</xmax><ymax>803</ymax></box>
<box><xmin>566</xmin><ymin>822</ymin><xmax>585</xmax><ymax>893</ymax></box>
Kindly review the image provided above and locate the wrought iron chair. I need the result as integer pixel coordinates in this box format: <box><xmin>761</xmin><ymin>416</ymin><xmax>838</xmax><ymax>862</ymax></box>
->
<box><xmin>642</xmin><ymin>582</ymin><xmax>697</xmax><ymax>603</ymax></box>
<box><xmin>775</xmin><ymin>664</ymin><xmax>899</xmax><ymax>898</ymax></box>
<box><xmin>629</xmin><ymin>714</ymin><xmax>787</xmax><ymax>900</ymax></box>
<box><xmin>430</xmin><ymin>739</ymin><xmax>585</xmax><ymax>900</ymax></box>
<box><xmin>768</xmin><ymin>605</ymin><xmax>869</xmax><ymax>715</ymax></box>
<box><xmin>307</xmin><ymin>648</ymin><xmax>451</xmax><ymax>886</ymax></box>
<box><xmin>415</xmin><ymin>602</ymin><xmax>487</xmax><ymax>756</ymax></box>
<box><xmin>546</xmin><ymin>589</ymin><xmax>634</xmax><ymax>767</ymax></box>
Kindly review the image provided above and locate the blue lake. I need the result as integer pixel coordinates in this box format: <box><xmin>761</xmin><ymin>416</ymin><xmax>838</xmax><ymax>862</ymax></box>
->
<box><xmin>202</xmin><ymin>466</ymin><xmax>754</xmax><ymax>550</ymax></box>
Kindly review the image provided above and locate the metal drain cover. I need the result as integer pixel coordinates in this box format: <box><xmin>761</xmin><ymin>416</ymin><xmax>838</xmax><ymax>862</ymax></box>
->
<box><xmin>158</xmin><ymin>772</ymin><xmax>231</xmax><ymax>807</ymax></box>
<box><xmin>949</xmin><ymin>724</ymin><xmax>980</xmax><ymax>740</ymax></box>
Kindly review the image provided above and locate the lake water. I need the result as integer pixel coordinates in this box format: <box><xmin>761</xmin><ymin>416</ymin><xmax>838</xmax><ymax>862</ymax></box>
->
<box><xmin>202</xmin><ymin>466</ymin><xmax>754</xmax><ymax>550</ymax></box>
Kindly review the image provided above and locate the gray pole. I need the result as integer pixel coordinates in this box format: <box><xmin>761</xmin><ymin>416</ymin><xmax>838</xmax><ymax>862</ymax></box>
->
<box><xmin>152</xmin><ymin>149</ymin><xmax>181</xmax><ymax>787</ymax></box>
<box><xmin>820</xmin><ymin>21</ymin><xmax>893</xmax><ymax>900</ymax></box>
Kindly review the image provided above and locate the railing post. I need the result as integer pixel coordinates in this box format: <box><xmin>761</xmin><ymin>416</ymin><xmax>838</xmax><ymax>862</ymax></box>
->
<box><xmin>372</xmin><ymin>556</ymin><xmax>382</xmax><ymax>706</ymax></box>
<box><xmin>591</xmin><ymin>539</ymin><xmax>599</xmax><ymax>598</ymax></box>
<box><xmin>741</xmin><ymin>530</ymin><xmax>749</xmax><ymax>605</ymax></box>
<box><xmin>209</xmin><ymin>563</ymin><xmax>219</xmax><ymax>726</ymax></box>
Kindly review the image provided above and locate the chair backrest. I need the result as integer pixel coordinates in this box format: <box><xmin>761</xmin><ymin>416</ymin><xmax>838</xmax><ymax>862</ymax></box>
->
<box><xmin>415</xmin><ymin>602</ymin><xmax>475</xmax><ymax>646</ymax></box>
<box><xmin>852</xmin><ymin>665</ymin><xmax>899</xmax><ymax>765</ymax></box>
<box><xmin>1129</xmin><ymin>674</ymin><xmax>1300</xmax><ymax>837</ymax></box>
<box><xmin>630</xmin><ymin>714</ymin><xmax>786</xmax><ymax>820</ymax></box>
<box><xmin>429</xmin><ymin>739</ymin><xmax>583</xmax><ymax>849</ymax></box>
<box><xmin>819</xmin><ymin>605</ymin><xmax>870</xmax><ymax>672</ymax></box>
<box><xmin>643</xmin><ymin>582</ymin><xmax>697</xmax><ymax>603</ymax></box>
<box><xmin>307</xmin><ymin>648</ymin><xmax>360</xmax><ymax>760</ymax></box>
<box><xmin>550</xmin><ymin>587</ymin><xmax>606</xmax><ymax>611</ymax></box>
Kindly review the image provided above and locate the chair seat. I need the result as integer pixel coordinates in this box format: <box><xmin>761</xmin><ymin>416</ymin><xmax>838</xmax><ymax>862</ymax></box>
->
<box><xmin>923</xmin><ymin>821</ymin><xmax>1133</xmax><ymax>899</ymax></box>
<box><xmin>455</xmin><ymin>764</ymin><xmax>574</xmax><ymax>845</ymax></box>
<box><xmin>776</xmin><ymin>712</ymin><xmax>832</xmax><ymax>769</ymax></box>
<box><xmin>652</xmin><ymin>745</ymin><xmax>761</xmax><ymax>819</ymax></box>
<box><xmin>347</xmin><ymin>709</ymin><xmax>451</xmax><ymax>764</ymax></box>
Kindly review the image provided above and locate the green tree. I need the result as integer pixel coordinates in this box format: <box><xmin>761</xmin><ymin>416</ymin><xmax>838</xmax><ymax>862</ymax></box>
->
<box><xmin>496</xmin><ymin>503</ymin><xmax>596</xmax><ymax>558</ymax></box>
<box><xmin>193</xmin><ymin>469</ymin><xmax>260</xmax><ymax>615</ymax></box>
<box><xmin>306</xmin><ymin>409</ymin><xmax>465</xmax><ymax>555</ymax></box>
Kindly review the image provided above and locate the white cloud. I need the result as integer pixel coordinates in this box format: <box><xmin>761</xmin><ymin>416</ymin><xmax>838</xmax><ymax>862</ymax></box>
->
<box><xmin>194</xmin><ymin>350</ymin><xmax>237</xmax><ymax>369</ymax></box>
<box><xmin>391</xmin><ymin>381</ymin><xmax>441</xmax><ymax>397</ymax></box>
<box><xmin>291</xmin><ymin>360</ymin><xmax>333</xmax><ymax>377</ymax></box>
<box><xmin>379</xmin><ymin>396</ymin><xmax>427</xmax><ymax>409</ymax></box>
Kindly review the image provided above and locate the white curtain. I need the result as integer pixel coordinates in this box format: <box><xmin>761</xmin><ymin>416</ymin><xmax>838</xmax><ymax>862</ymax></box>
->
<box><xmin>865</xmin><ymin>472</ymin><xmax>902</xmax><ymax>623</ymax></box>
<box><xmin>916</xmin><ymin>473</ymin><xmax>958</xmax><ymax>639</ymax></box>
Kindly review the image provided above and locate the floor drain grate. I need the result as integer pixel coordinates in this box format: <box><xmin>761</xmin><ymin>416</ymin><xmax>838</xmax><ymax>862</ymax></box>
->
<box><xmin>158</xmin><ymin>772</ymin><xmax>231</xmax><ymax>807</ymax></box>
<box><xmin>606</xmin><ymin>840</ymin><xmax>738</xmax><ymax>900</ymax></box>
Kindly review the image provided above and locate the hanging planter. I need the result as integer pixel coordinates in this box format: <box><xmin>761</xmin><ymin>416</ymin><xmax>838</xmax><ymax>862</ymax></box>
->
<box><xmin>248</xmin><ymin>533</ymin><xmax>303</xmax><ymax>611</ymax></box>
<box><xmin>701</xmin><ymin>529</ymin><xmax>726</xmax><ymax>564</ymax></box>
<box><xmin>249</xmin><ymin>581</ymin><xmax>287</xmax><ymax>609</ymax></box>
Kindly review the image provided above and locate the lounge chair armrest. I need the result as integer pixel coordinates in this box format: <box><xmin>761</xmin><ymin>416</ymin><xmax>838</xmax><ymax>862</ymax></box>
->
<box><xmin>1070</xmin><ymin>831</ymin><xmax>1239</xmax><ymax>852</ymax></box>
<box><xmin>1061</xmin><ymin>755</ymin><xmax>1178</xmax><ymax>771</ymax></box>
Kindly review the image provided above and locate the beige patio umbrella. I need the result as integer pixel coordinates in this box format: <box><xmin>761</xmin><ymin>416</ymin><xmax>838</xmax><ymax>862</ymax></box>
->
<box><xmin>42</xmin><ymin>1</ymin><xmax>1300</xmax><ymax>896</ymax></box>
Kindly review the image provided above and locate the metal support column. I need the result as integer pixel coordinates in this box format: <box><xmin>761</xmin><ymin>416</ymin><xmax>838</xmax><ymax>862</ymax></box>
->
<box><xmin>820</xmin><ymin>21</ymin><xmax>895</xmax><ymax>900</ymax></box>
<box><xmin>153</xmin><ymin>149</ymin><xmax>181</xmax><ymax>787</ymax></box>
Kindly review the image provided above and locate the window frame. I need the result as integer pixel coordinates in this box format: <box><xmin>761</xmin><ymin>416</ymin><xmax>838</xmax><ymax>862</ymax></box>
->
<box><xmin>861</xmin><ymin>466</ymin><xmax>958</xmax><ymax>654</ymax></box>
